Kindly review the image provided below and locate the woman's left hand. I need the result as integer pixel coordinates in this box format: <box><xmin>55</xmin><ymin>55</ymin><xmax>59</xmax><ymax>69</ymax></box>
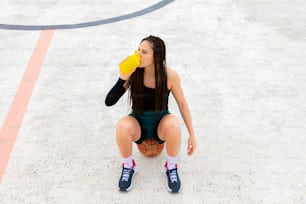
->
<box><xmin>187</xmin><ymin>135</ymin><xmax>196</xmax><ymax>156</ymax></box>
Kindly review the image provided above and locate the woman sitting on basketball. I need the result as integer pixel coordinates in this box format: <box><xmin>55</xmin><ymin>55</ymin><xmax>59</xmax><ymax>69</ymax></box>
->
<box><xmin>105</xmin><ymin>35</ymin><xmax>196</xmax><ymax>193</ymax></box>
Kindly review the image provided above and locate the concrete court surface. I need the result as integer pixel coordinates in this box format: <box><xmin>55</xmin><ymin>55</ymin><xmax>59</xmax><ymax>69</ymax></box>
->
<box><xmin>0</xmin><ymin>0</ymin><xmax>306</xmax><ymax>203</ymax></box>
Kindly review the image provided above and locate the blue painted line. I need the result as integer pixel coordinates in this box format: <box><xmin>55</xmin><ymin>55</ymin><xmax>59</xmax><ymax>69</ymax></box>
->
<box><xmin>0</xmin><ymin>0</ymin><xmax>174</xmax><ymax>31</ymax></box>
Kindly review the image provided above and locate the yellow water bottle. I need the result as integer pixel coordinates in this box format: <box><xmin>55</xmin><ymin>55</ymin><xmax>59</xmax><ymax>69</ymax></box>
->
<box><xmin>119</xmin><ymin>50</ymin><xmax>140</xmax><ymax>75</ymax></box>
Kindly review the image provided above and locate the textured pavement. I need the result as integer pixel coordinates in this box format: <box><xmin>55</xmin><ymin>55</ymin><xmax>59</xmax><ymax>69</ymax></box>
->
<box><xmin>0</xmin><ymin>0</ymin><xmax>306</xmax><ymax>203</ymax></box>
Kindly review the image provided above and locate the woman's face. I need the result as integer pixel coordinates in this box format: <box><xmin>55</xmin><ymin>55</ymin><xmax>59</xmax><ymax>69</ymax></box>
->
<box><xmin>138</xmin><ymin>40</ymin><xmax>154</xmax><ymax>68</ymax></box>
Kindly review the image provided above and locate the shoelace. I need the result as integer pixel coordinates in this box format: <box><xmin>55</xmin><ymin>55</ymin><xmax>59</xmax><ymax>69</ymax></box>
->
<box><xmin>169</xmin><ymin>169</ymin><xmax>178</xmax><ymax>183</ymax></box>
<box><xmin>121</xmin><ymin>168</ymin><xmax>132</xmax><ymax>182</ymax></box>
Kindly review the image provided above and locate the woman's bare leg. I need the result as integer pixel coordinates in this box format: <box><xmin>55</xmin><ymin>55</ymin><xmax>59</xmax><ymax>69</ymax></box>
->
<box><xmin>116</xmin><ymin>116</ymin><xmax>141</xmax><ymax>158</ymax></box>
<box><xmin>157</xmin><ymin>114</ymin><xmax>182</xmax><ymax>157</ymax></box>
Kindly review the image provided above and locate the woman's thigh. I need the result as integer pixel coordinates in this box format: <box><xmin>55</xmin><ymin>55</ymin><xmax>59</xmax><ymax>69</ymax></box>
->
<box><xmin>116</xmin><ymin>116</ymin><xmax>141</xmax><ymax>142</ymax></box>
<box><xmin>157</xmin><ymin>114</ymin><xmax>181</xmax><ymax>141</ymax></box>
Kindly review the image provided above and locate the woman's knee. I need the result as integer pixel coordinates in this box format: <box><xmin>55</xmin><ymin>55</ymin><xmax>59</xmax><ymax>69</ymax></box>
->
<box><xmin>158</xmin><ymin>114</ymin><xmax>181</xmax><ymax>137</ymax></box>
<box><xmin>116</xmin><ymin>116</ymin><xmax>140</xmax><ymax>138</ymax></box>
<box><xmin>116</xmin><ymin>116</ymin><xmax>134</xmax><ymax>133</ymax></box>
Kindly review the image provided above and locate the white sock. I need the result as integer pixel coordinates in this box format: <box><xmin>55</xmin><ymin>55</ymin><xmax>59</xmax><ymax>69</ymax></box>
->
<box><xmin>123</xmin><ymin>156</ymin><xmax>134</xmax><ymax>169</ymax></box>
<box><xmin>166</xmin><ymin>154</ymin><xmax>178</xmax><ymax>170</ymax></box>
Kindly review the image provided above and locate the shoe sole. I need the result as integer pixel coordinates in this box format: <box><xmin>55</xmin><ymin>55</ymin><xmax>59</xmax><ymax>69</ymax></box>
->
<box><xmin>118</xmin><ymin>168</ymin><xmax>137</xmax><ymax>192</ymax></box>
<box><xmin>164</xmin><ymin>170</ymin><xmax>182</xmax><ymax>193</ymax></box>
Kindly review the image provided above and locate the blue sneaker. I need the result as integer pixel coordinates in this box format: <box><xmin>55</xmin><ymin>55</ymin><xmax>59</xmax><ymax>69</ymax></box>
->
<box><xmin>164</xmin><ymin>162</ymin><xmax>182</xmax><ymax>193</ymax></box>
<box><xmin>118</xmin><ymin>160</ymin><xmax>136</xmax><ymax>192</ymax></box>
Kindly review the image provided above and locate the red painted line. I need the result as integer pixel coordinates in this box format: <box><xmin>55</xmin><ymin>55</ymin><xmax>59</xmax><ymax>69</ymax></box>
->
<box><xmin>0</xmin><ymin>30</ymin><xmax>54</xmax><ymax>183</ymax></box>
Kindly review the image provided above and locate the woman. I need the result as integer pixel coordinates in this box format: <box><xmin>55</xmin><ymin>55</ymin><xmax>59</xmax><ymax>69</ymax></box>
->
<box><xmin>105</xmin><ymin>35</ymin><xmax>196</xmax><ymax>193</ymax></box>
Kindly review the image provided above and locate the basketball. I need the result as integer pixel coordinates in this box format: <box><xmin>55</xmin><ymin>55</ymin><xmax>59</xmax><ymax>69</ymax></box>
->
<box><xmin>137</xmin><ymin>138</ymin><xmax>164</xmax><ymax>157</ymax></box>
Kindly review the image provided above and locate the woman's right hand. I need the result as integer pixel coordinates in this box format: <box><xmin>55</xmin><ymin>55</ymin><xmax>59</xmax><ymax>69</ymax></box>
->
<box><xmin>119</xmin><ymin>51</ymin><xmax>140</xmax><ymax>80</ymax></box>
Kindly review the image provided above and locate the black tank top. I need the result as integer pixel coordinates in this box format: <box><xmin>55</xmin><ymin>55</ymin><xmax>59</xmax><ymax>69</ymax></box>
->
<box><xmin>143</xmin><ymin>86</ymin><xmax>170</xmax><ymax>111</ymax></box>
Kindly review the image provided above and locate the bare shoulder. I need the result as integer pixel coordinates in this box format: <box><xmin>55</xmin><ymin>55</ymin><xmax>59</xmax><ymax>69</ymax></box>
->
<box><xmin>166</xmin><ymin>67</ymin><xmax>180</xmax><ymax>89</ymax></box>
